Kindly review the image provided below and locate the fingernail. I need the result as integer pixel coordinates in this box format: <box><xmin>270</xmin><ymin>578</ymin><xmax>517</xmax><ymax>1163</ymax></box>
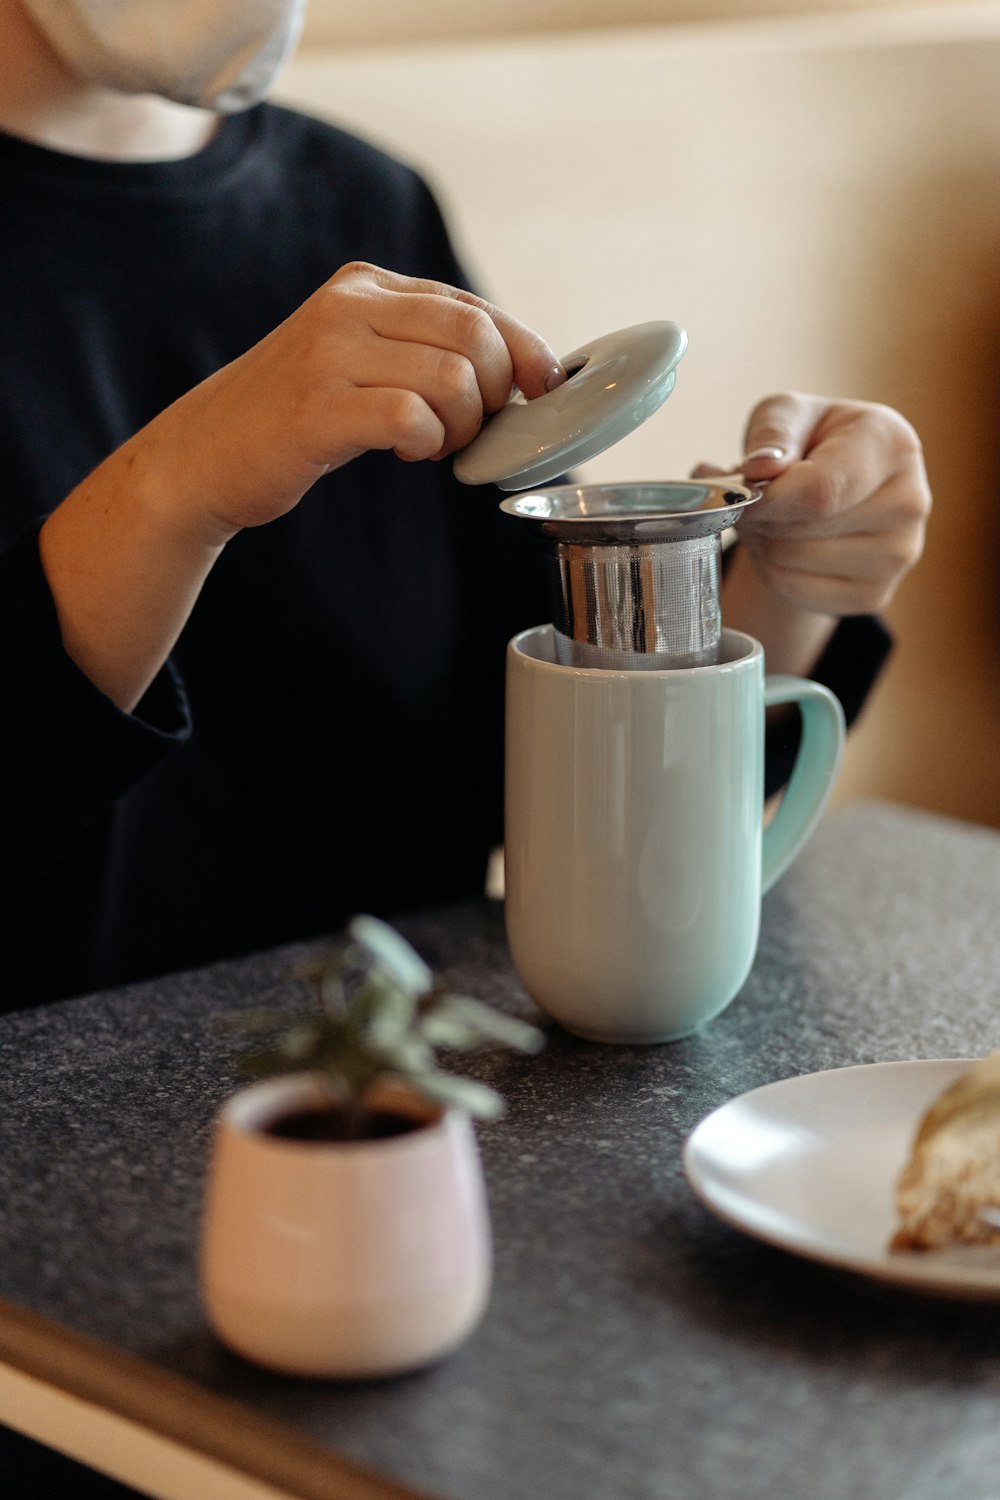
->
<box><xmin>545</xmin><ymin>366</ymin><xmax>567</xmax><ymax>393</ymax></box>
<box><xmin>743</xmin><ymin>445</ymin><xmax>788</xmax><ymax>464</ymax></box>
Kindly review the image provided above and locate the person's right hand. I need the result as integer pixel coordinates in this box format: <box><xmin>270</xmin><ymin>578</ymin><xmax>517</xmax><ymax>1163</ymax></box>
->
<box><xmin>128</xmin><ymin>261</ymin><xmax>567</xmax><ymax>543</ymax></box>
<box><xmin>39</xmin><ymin>263</ymin><xmax>564</xmax><ymax>711</ymax></box>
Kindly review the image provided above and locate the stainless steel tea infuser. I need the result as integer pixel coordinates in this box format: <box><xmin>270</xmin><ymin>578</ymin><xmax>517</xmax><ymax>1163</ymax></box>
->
<box><xmin>454</xmin><ymin>320</ymin><xmax>761</xmax><ymax>670</ymax></box>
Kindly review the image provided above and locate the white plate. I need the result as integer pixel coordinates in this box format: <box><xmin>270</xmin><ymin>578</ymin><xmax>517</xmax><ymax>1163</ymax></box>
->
<box><xmin>683</xmin><ymin>1059</ymin><xmax>1000</xmax><ymax>1299</ymax></box>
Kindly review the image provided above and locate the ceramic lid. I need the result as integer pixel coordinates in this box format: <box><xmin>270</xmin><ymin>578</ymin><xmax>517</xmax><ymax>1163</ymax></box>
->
<box><xmin>453</xmin><ymin>320</ymin><xmax>687</xmax><ymax>490</ymax></box>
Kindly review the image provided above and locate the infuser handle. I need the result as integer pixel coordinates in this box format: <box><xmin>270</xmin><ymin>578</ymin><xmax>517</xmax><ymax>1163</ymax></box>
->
<box><xmin>760</xmin><ymin>676</ymin><xmax>846</xmax><ymax>894</ymax></box>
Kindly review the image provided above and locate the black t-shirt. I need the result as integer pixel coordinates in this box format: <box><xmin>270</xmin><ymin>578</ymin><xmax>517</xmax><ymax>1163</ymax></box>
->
<box><xmin>0</xmin><ymin>103</ymin><xmax>890</xmax><ymax>1009</ymax></box>
<box><xmin>0</xmin><ymin>104</ymin><xmax>547</xmax><ymax>1006</ymax></box>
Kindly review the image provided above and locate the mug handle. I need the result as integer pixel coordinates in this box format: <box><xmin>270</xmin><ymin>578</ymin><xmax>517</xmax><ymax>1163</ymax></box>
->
<box><xmin>761</xmin><ymin>677</ymin><xmax>846</xmax><ymax>895</ymax></box>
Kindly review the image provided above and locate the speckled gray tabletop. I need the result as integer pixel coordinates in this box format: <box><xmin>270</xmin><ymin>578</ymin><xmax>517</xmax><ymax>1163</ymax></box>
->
<box><xmin>3</xmin><ymin>801</ymin><xmax>1000</xmax><ymax>1500</ymax></box>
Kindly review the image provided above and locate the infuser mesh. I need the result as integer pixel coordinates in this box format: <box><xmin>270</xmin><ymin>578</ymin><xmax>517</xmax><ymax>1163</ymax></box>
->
<box><xmin>549</xmin><ymin>536</ymin><xmax>721</xmax><ymax>670</ymax></box>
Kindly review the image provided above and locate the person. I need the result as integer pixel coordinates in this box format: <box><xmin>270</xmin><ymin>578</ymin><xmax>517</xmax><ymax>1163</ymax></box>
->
<box><xmin>0</xmin><ymin>0</ymin><xmax>931</xmax><ymax>1017</ymax></box>
<box><xmin>0</xmin><ymin>3</ymin><xmax>933</xmax><ymax>1493</ymax></box>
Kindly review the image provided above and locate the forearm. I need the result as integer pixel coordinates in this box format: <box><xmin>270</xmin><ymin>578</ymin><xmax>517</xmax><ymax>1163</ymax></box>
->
<box><xmin>39</xmin><ymin>429</ymin><xmax>226</xmax><ymax>712</ymax></box>
<box><xmin>0</xmin><ymin>521</ymin><xmax>192</xmax><ymax>907</ymax></box>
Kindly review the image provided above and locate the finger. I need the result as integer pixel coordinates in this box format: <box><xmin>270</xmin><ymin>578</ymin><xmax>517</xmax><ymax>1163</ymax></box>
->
<box><xmin>320</xmin><ymin>385</ymin><xmax>447</xmax><ymax>466</ymax></box>
<box><xmin>338</xmin><ymin>335</ymin><xmax>488</xmax><ymax>456</ymax></box>
<box><xmin>737</xmin><ymin>464</ymin><xmax>884</xmax><ymax>537</ymax></box>
<box><xmin>345</xmin><ymin>264</ymin><xmax>565</xmax><ymax>408</ymax></box>
<box><xmin>740</xmin><ymin>392</ymin><xmax>826</xmax><ymax>481</ymax></box>
<box><xmin>689</xmin><ymin>462</ymin><xmax>733</xmax><ymax>479</ymax></box>
<box><xmin>703</xmin><ymin>396</ymin><xmax>893</xmax><ymax>486</ymax></box>
<box><xmin>366</xmin><ymin>290</ymin><xmax>513</xmax><ymax>415</ymax></box>
<box><xmin>462</xmin><ymin>294</ymin><xmax>567</xmax><ymax>402</ymax></box>
<box><xmin>742</xmin><ymin>398</ymin><xmax>929</xmax><ymax>522</ymax></box>
<box><xmin>743</xmin><ymin>521</ymin><xmax>926</xmax><ymax>585</ymax></box>
<box><xmin>695</xmin><ymin>392</ymin><xmax>836</xmax><ymax>483</ymax></box>
<box><xmin>739</xmin><ymin>446</ymin><xmax>929</xmax><ymax>539</ymax></box>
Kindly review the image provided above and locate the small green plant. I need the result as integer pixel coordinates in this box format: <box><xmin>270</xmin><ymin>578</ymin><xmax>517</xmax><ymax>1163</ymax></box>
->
<box><xmin>225</xmin><ymin>915</ymin><xmax>544</xmax><ymax>1134</ymax></box>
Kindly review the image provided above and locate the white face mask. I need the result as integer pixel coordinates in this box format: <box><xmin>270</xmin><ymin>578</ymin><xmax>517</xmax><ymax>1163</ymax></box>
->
<box><xmin>22</xmin><ymin>0</ymin><xmax>307</xmax><ymax>112</ymax></box>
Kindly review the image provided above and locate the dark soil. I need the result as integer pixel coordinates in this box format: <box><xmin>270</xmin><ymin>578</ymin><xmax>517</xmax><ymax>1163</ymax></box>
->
<box><xmin>264</xmin><ymin>1105</ymin><xmax>424</xmax><ymax>1143</ymax></box>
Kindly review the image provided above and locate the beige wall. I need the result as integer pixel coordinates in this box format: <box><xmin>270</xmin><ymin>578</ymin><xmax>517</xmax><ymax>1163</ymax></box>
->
<box><xmin>277</xmin><ymin>5</ymin><xmax>1000</xmax><ymax>828</ymax></box>
<box><xmin>302</xmin><ymin>0</ymin><xmax>995</xmax><ymax>48</ymax></box>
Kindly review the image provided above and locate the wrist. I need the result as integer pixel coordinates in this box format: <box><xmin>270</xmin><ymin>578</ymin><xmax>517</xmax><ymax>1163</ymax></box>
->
<box><xmin>40</xmin><ymin>434</ymin><xmax>230</xmax><ymax>712</ymax></box>
<box><xmin>122</xmin><ymin>423</ymin><xmax>240</xmax><ymax>554</ymax></box>
<box><xmin>722</xmin><ymin>546</ymin><xmax>836</xmax><ymax>678</ymax></box>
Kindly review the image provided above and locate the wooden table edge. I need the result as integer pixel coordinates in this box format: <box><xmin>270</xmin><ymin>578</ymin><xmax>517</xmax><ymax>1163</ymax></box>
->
<box><xmin>0</xmin><ymin>1298</ymin><xmax>429</xmax><ymax>1500</ymax></box>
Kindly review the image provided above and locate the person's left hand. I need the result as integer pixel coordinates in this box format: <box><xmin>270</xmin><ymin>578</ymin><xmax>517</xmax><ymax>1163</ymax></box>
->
<box><xmin>696</xmin><ymin>392</ymin><xmax>931</xmax><ymax>618</ymax></box>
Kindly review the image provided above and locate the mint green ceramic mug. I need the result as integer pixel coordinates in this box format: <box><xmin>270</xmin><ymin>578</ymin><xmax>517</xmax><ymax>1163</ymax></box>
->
<box><xmin>505</xmin><ymin>625</ymin><xmax>845</xmax><ymax>1044</ymax></box>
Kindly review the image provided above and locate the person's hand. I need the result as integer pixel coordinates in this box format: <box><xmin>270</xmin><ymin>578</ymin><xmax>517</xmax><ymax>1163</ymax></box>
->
<box><xmin>129</xmin><ymin>261</ymin><xmax>566</xmax><ymax>543</ymax></box>
<box><xmin>697</xmin><ymin>392</ymin><xmax>931</xmax><ymax>617</ymax></box>
<box><xmin>696</xmin><ymin>393</ymin><xmax>931</xmax><ymax>677</ymax></box>
<box><xmin>39</xmin><ymin>264</ymin><xmax>564</xmax><ymax>711</ymax></box>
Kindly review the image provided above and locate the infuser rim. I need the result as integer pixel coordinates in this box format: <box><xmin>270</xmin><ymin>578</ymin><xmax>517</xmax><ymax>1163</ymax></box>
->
<box><xmin>499</xmin><ymin>479</ymin><xmax>762</xmax><ymax>542</ymax></box>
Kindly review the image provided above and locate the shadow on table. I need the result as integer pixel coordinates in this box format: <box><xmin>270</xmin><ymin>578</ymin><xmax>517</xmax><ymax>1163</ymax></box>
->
<box><xmin>635</xmin><ymin>1206</ymin><xmax>1000</xmax><ymax>1386</ymax></box>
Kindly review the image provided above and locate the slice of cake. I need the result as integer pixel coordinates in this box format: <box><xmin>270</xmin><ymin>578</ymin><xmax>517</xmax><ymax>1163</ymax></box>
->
<box><xmin>891</xmin><ymin>1053</ymin><xmax>1000</xmax><ymax>1252</ymax></box>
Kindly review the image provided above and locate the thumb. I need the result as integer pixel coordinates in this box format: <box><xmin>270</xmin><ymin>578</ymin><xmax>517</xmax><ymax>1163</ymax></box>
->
<box><xmin>741</xmin><ymin>393</ymin><xmax>823</xmax><ymax>482</ymax></box>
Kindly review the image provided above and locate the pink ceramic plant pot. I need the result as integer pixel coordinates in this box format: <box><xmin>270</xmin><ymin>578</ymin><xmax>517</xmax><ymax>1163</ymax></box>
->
<box><xmin>199</xmin><ymin>1074</ymin><xmax>492</xmax><ymax>1378</ymax></box>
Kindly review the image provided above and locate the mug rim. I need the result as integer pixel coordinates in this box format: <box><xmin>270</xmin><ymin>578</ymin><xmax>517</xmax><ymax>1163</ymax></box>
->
<box><xmin>509</xmin><ymin>623</ymin><xmax>762</xmax><ymax>677</ymax></box>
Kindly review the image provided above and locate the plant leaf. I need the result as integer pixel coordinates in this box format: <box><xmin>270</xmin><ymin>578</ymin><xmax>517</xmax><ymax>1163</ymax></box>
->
<box><xmin>348</xmin><ymin>915</ymin><xmax>432</xmax><ymax>995</ymax></box>
<box><xmin>424</xmin><ymin>995</ymin><xmax>545</xmax><ymax>1054</ymax></box>
<box><xmin>228</xmin><ymin>917</ymin><xmax>541</xmax><ymax>1125</ymax></box>
<box><xmin>370</xmin><ymin>1038</ymin><xmax>435</xmax><ymax>1075</ymax></box>
<box><xmin>410</xmin><ymin>1070</ymin><xmax>506</xmax><ymax>1120</ymax></box>
<box><xmin>353</xmin><ymin>974</ymin><xmax>418</xmax><ymax>1040</ymax></box>
<box><xmin>416</xmin><ymin>1013</ymin><xmax>486</xmax><ymax>1049</ymax></box>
